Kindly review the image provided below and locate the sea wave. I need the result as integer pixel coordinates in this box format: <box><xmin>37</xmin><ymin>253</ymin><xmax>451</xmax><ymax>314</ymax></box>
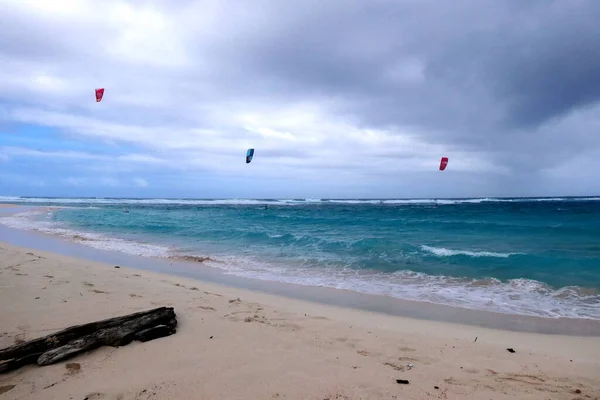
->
<box><xmin>2</xmin><ymin>195</ymin><xmax>600</xmax><ymax>206</ymax></box>
<box><xmin>203</xmin><ymin>255</ymin><xmax>600</xmax><ymax>319</ymax></box>
<box><xmin>0</xmin><ymin>210</ymin><xmax>171</xmax><ymax>257</ymax></box>
<box><xmin>1</xmin><ymin>207</ymin><xmax>599</xmax><ymax>320</ymax></box>
<box><xmin>420</xmin><ymin>245</ymin><xmax>519</xmax><ymax>258</ymax></box>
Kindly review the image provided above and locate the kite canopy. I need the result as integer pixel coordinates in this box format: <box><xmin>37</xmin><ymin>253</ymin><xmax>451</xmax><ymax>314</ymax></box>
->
<box><xmin>246</xmin><ymin>148</ymin><xmax>254</xmax><ymax>164</ymax></box>
<box><xmin>439</xmin><ymin>157</ymin><xmax>448</xmax><ymax>171</ymax></box>
<box><xmin>95</xmin><ymin>88</ymin><xmax>104</xmax><ymax>102</ymax></box>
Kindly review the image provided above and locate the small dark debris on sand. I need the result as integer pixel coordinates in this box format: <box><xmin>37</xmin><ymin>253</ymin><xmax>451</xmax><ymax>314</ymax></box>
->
<box><xmin>0</xmin><ymin>385</ymin><xmax>16</xmax><ymax>395</ymax></box>
<box><xmin>210</xmin><ymin>336</ymin><xmax>214</xmax><ymax>339</ymax></box>
<box><xmin>384</xmin><ymin>362</ymin><xmax>404</xmax><ymax>371</ymax></box>
<box><xmin>573</xmin><ymin>389</ymin><xmax>582</xmax><ymax>394</ymax></box>
<box><xmin>83</xmin><ymin>393</ymin><xmax>104</xmax><ymax>400</ymax></box>
<box><xmin>507</xmin><ymin>348</ymin><xmax>516</xmax><ymax>353</ymax></box>
<box><xmin>114</xmin><ymin>265</ymin><xmax>120</xmax><ymax>268</ymax></box>
<box><xmin>396</xmin><ymin>379</ymin><xmax>409</xmax><ymax>384</ymax></box>
<box><xmin>434</xmin><ymin>386</ymin><xmax>439</xmax><ymax>390</ymax></box>
<box><xmin>66</xmin><ymin>362</ymin><xmax>81</xmax><ymax>373</ymax></box>
<box><xmin>229</xmin><ymin>298</ymin><xmax>241</xmax><ymax>303</ymax></box>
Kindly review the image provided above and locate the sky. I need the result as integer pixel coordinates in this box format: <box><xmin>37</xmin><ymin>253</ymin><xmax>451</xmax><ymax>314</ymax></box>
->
<box><xmin>1</xmin><ymin>0</ymin><xmax>599</xmax><ymax>199</ymax></box>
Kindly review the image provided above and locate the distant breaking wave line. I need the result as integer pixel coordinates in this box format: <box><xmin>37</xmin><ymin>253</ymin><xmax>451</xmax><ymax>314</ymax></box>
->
<box><xmin>421</xmin><ymin>245</ymin><xmax>519</xmax><ymax>258</ymax></box>
<box><xmin>1</xmin><ymin>196</ymin><xmax>600</xmax><ymax>206</ymax></box>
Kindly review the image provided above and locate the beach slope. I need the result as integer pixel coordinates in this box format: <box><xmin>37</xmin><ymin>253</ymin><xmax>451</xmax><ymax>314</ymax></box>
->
<box><xmin>1</xmin><ymin>242</ymin><xmax>599</xmax><ymax>400</ymax></box>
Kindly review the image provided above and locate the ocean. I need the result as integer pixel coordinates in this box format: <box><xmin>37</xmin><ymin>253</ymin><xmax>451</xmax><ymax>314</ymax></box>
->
<box><xmin>1</xmin><ymin>196</ymin><xmax>600</xmax><ymax>320</ymax></box>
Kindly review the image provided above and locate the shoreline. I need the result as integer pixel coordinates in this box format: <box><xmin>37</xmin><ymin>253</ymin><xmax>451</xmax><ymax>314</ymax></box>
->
<box><xmin>0</xmin><ymin>215</ymin><xmax>599</xmax><ymax>335</ymax></box>
<box><xmin>0</xmin><ymin>205</ymin><xmax>600</xmax><ymax>324</ymax></box>
<box><xmin>1</xmin><ymin>240</ymin><xmax>600</xmax><ymax>399</ymax></box>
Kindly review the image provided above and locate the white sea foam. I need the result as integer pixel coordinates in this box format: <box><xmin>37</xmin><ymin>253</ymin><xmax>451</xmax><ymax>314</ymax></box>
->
<box><xmin>0</xmin><ymin>210</ymin><xmax>171</xmax><ymax>258</ymax></box>
<box><xmin>2</xmin><ymin>195</ymin><xmax>600</xmax><ymax>206</ymax></box>
<box><xmin>204</xmin><ymin>256</ymin><xmax>600</xmax><ymax>319</ymax></box>
<box><xmin>420</xmin><ymin>245</ymin><xmax>519</xmax><ymax>258</ymax></box>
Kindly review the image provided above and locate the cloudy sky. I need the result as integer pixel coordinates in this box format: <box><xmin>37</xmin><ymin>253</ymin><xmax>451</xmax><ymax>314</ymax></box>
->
<box><xmin>1</xmin><ymin>0</ymin><xmax>599</xmax><ymax>199</ymax></box>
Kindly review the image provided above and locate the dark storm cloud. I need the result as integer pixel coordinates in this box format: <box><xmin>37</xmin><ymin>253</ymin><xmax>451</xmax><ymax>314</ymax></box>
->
<box><xmin>207</xmin><ymin>0</ymin><xmax>600</xmax><ymax>134</ymax></box>
<box><xmin>428</xmin><ymin>1</ymin><xmax>600</xmax><ymax>129</ymax></box>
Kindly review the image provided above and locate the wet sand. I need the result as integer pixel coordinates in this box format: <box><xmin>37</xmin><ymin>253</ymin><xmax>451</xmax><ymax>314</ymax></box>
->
<box><xmin>1</xmin><ymin>241</ymin><xmax>599</xmax><ymax>400</ymax></box>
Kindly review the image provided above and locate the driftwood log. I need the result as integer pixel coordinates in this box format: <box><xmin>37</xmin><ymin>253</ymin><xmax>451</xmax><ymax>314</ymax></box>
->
<box><xmin>0</xmin><ymin>307</ymin><xmax>176</xmax><ymax>374</ymax></box>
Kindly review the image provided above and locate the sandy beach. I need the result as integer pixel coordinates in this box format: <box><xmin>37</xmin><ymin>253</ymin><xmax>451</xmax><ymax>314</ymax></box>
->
<box><xmin>1</xmin><ymin>242</ymin><xmax>599</xmax><ymax>400</ymax></box>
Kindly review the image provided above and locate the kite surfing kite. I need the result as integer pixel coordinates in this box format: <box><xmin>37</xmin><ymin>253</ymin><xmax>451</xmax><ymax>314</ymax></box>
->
<box><xmin>95</xmin><ymin>88</ymin><xmax>105</xmax><ymax>102</ymax></box>
<box><xmin>439</xmin><ymin>157</ymin><xmax>448</xmax><ymax>171</ymax></box>
<box><xmin>246</xmin><ymin>148</ymin><xmax>254</xmax><ymax>164</ymax></box>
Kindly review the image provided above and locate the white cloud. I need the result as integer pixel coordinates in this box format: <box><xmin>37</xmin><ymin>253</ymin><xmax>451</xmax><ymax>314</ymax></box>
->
<box><xmin>101</xmin><ymin>177</ymin><xmax>119</xmax><ymax>187</ymax></box>
<box><xmin>1</xmin><ymin>146</ymin><xmax>106</xmax><ymax>160</ymax></box>
<box><xmin>133</xmin><ymin>178</ymin><xmax>149</xmax><ymax>188</ymax></box>
<box><xmin>1</xmin><ymin>146</ymin><xmax>171</xmax><ymax>166</ymax></box>
<box><xmin>63</xmin><ymin>177</ymin><xmax>83</xmax><ymax>186</ymax></box>
<box><xmin>117</xmin><ymin>154</ymin><xmax>167</xmax><ymax>164</ymax></box>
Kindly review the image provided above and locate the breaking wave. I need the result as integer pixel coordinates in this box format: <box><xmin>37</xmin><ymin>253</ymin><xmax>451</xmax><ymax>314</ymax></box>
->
<box><xmin>421</xmin><ymin>245</ymin><xmax>519</xmax><ymax>258</ymax></box>
<box><xmin>2</xmin><ymin>195</ymin><xmax>600</xmax><ymax>207</ymax></box>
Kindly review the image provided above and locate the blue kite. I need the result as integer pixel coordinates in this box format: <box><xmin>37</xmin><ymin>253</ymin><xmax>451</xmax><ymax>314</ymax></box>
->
<box><xmin>246</xmin><ymin>148</ymin><xmax>254</xmax><ymax>164</ymax></box>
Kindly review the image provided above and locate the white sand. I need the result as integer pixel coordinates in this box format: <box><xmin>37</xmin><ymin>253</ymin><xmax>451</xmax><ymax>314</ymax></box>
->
<box><xmin>1</xmin><ymin>242</ymin><xmax>599</xmax><ymax>400</ymax></box>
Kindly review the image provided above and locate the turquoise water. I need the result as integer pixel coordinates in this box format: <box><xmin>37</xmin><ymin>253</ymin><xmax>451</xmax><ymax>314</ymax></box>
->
<box><xmin>2</xmin><ymin>196</ymin><xmax>600</xmax><ymax>319</ymax></box>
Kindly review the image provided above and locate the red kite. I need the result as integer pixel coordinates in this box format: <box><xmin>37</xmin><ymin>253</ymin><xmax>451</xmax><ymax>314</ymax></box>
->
<box><xmin>95</xmin><ymin>88</ymin><xmax>105</xmax><ymax>102</ymax></box>
<box><xmin>439</xmin><ymin>157</ymin><xmax>448</xmax><ymax>171</ymax></box>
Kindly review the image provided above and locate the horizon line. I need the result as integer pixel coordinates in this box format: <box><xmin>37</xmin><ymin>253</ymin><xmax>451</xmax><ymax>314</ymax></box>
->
<box><xmin>2</xmin><ymin>195</ymin><xmax>600</xmax><ymax>201</ymax></box>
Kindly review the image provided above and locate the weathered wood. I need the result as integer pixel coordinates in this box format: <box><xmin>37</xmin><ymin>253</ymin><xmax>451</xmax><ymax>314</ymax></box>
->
<box><xmin>0</xmin><ymin>353</ymin><xmax>42</xmax><ymax>374</ymax></box>
<box><xmin>134</xmin><ymin>325</ymin><xmax>177</xmax><ymax>342</ymax></box>
<box><xmin>38</xmin><ymin>312</ymin><xmax>177</xmax><ymax>365</ymax></box>
<box><xmin>0</xmin><ymin>307</ymin><xmax>177</xmax><ymax>373</ymax></box>
<box><xmin>0</xmin><ymin>307</ymin><xmax>173</xmax><ymax>362</ymax></box>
